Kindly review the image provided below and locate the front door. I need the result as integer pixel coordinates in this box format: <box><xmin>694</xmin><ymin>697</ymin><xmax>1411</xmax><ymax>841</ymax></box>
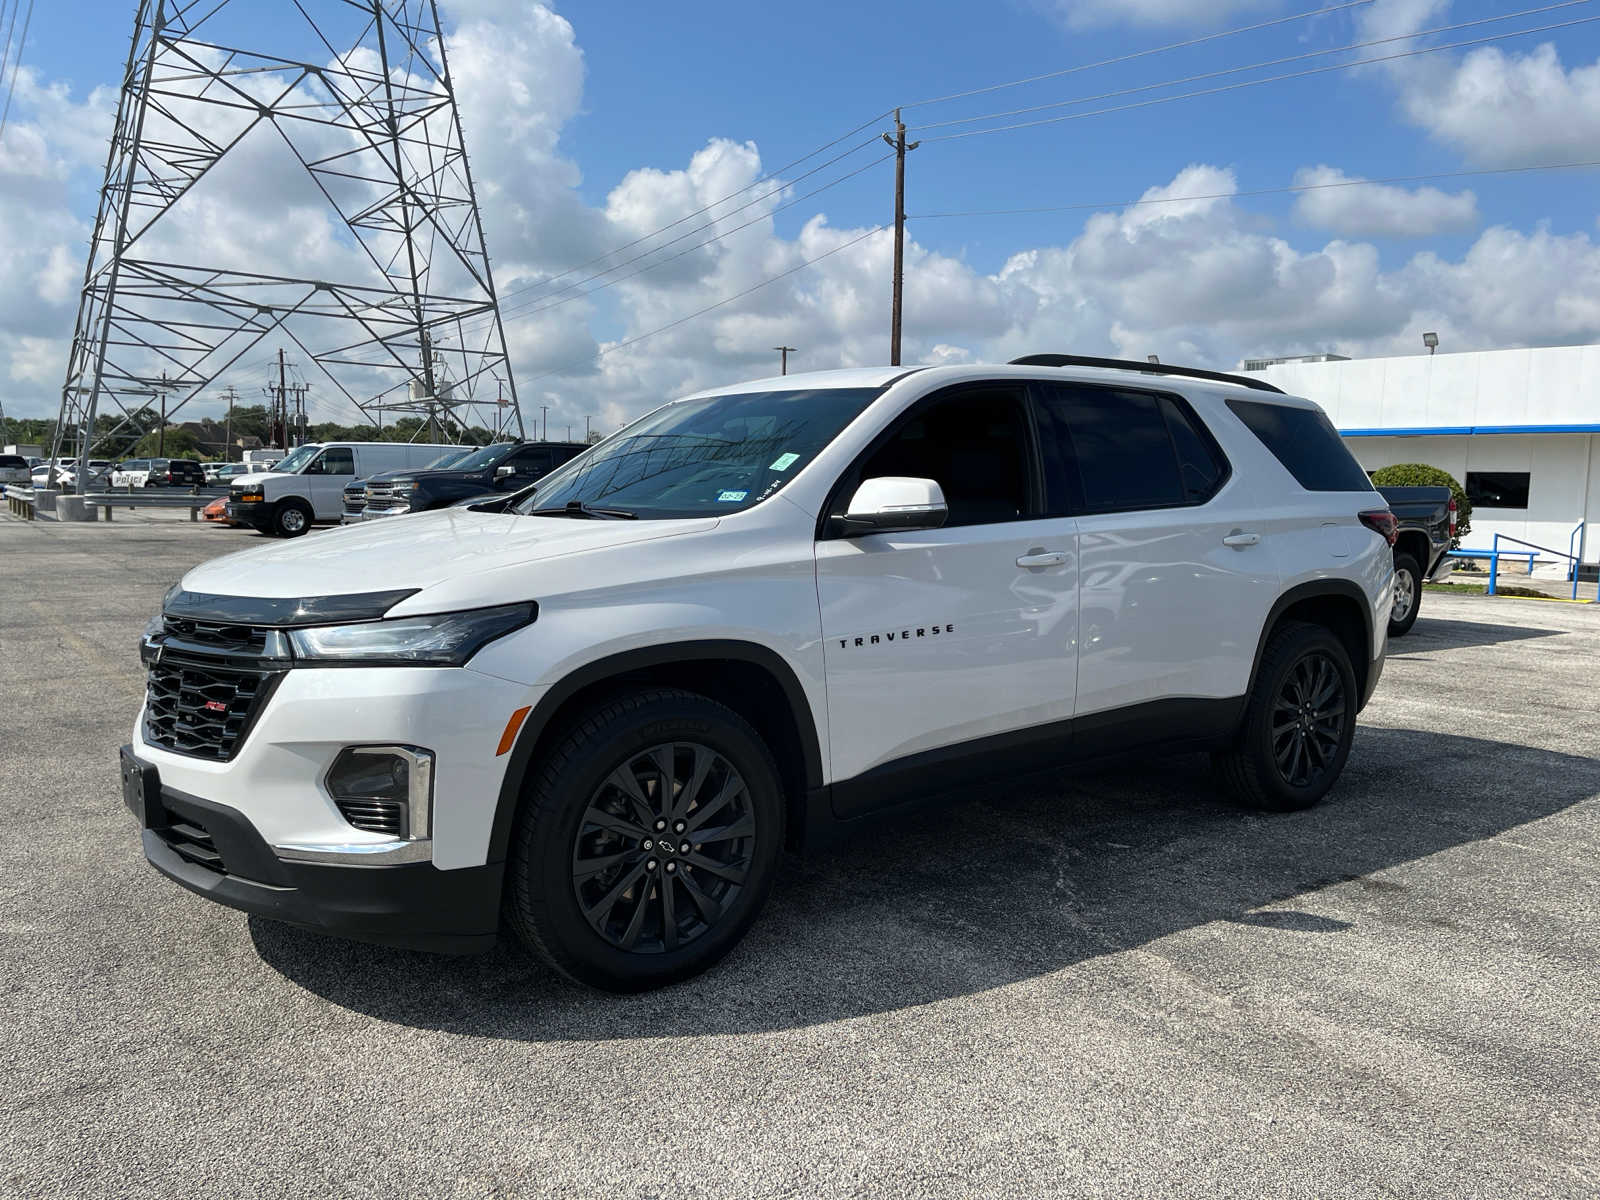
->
<box><xmin>302</xmin><ymin>446</ymin><xmax>355</xmax><ymax>520</ymax></box>
<box><xmin>814</xmin><ymin>384</ymin><xmax>1080</xmax><ymax>813</ymax></box>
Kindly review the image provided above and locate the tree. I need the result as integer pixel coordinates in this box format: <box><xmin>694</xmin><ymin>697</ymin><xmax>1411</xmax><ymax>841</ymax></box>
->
<box><xmin>1371</xmin><ymin>463</ymin><xmax>1471</xmax><ymax>541</ymax></box>
<box><xmin>130</xmin><ymin>426</ymin><xmax>204</xmax><ymax>459</ymax></box>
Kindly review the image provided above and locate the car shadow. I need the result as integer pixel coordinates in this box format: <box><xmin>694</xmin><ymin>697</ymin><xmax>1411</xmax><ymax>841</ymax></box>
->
<box><xmin>1394</xmin><ymin>617</ymin><xmax>1562</xmax><ymax>653</ymax></box>
<box><xmin>250</xmin><ymin>727</ymin><xmax>1600</xmax><ymax>1040</ymax></box>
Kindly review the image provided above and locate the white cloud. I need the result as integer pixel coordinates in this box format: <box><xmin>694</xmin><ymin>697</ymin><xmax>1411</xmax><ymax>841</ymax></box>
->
<box><xmin>1291</xmin><ymin>165</ymin><xmax>1478</xmax><ymax>236</ymax></box>
<box><xmin>1038</xmin><ymin>0</ymin><xmax>1279</xmax><ymax>30</ymax></box>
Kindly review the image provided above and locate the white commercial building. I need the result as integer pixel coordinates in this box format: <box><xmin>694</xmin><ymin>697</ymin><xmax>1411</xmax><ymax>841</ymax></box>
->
<box><xmin>1247</xmin><ymin>344</ymin><xmax>1600</xmax><ymax>574</ymax></box>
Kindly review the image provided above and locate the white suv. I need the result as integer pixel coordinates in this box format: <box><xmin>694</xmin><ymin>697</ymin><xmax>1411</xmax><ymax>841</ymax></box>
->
<box><xmin>122</xmin><ymin>356</ymin><xmax>1395</xmax><ymax>991</ymax></box>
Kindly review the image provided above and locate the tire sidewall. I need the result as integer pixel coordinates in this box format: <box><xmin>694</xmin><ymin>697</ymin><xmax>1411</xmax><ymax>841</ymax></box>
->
<box><xmin>273</xmin><ymin>500</ymin><xmax>311</xmax><ymax>537</ymax></box>
<box><xmin>1251</xmin><ymin>626</ymin><xmax>1359</xmax><ymax>809</ymax></box>
<box><xmin>517</xmin><ymin>698</ymin><xmax>785</xmax><ymax>990</ymax></box>
<box><xmin>1388</xmin><ymin>554</ymin><xmax>1422</xmax><ymax>637</ymax></box>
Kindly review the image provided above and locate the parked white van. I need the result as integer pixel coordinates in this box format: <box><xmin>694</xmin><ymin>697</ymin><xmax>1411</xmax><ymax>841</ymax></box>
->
<box><xmin>226</xmin><ymin>442</ymin><xmax>456</xmax><ymax>537</ymax></box>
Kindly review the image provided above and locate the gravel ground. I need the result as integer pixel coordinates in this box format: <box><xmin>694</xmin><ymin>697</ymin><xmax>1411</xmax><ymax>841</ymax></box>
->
<box><xmin>2</xmin><ymin>518</ymin><xmax>1597</xmax><ymax>1199</ymax></box>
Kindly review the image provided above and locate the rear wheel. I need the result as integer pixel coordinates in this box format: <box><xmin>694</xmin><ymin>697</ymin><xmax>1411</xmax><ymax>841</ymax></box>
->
<box><xmin>1387</xmin><ymin>552</ymin><xmax>1422</xmax><ymax>637</ymax></box>
<box><xmin>1214</xmin><ymin>620</ymin><xmax>1358</xmax><ymax>812</ymax></box>
<box><xmin>505</xmin><ymin>688</ymin><xmax>785</xmax><ymax>992</ymax></box>
<box><xmin>272</xmin><ymin>499</ymin><xmax>312</xmax><ymax>538</ymax></box>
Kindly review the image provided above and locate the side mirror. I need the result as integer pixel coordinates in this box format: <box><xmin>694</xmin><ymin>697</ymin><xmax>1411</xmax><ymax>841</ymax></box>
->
<box><xmin>833</xmin><ymin>476</ymin><xmax>948</xmax><ymax>536</ymax></box>
<box><xmin>495</xmin><ymin>464</ymin><xmax>516</xmax><ymax>479</ymax></box>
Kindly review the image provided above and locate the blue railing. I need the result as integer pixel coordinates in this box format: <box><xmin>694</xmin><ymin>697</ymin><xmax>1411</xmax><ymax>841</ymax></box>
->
<box><xmin>1446</xmin><ymin>522</ymin><xmax>1594</xmax><ymax>601</ymax></box>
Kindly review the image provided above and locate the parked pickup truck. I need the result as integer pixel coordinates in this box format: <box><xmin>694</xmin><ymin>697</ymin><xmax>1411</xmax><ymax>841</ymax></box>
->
<box><xmin>361</xmin><ymin>440</ymin><xmax>588</xmax><ymax>520</ymax></box>
<box><xmin>1374</xmin><ymin>485</ymin><xmax>1456</xmax><ymax>637</ymax></box>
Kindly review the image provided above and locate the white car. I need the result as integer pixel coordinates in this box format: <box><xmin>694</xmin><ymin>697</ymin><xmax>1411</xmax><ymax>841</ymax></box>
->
<box><xmin>123</xmin><ymin>355</ymin><xmax>1395</xmax><ymax>991</ymax></box>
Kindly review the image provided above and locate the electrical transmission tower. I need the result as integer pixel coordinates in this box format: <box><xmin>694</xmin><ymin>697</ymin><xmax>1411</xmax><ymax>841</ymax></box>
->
<box><xmin>51</xmin><ymin>0</ymin><xmax>522</xmax><ymax>480</ymax></box>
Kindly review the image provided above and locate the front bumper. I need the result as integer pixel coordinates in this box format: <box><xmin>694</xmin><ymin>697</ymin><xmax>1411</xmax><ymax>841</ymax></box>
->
<box><xmin>122</xmin><ymin>746</ymin><xmax>500</xmax><ymax>953</ymax></box>
<box><xmin>226</xmin><ymin>498</ymin><xmax>270</xmax><ymax>527</ymax></box>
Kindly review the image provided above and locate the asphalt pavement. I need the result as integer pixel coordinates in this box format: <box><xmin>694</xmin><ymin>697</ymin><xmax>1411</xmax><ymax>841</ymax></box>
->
<box><xmin>2</xmin><ymin>517</ymin><xmax>1596</xmax><ymax>1199</ymax></box>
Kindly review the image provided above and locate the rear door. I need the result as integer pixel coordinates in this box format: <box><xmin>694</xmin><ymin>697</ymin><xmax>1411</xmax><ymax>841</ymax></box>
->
<box><xmin>815</xmin><ymin>383</ymin><xmax>1080</xmax><ymax>808</ymax></box>
<box><xmin>1035</xmin><ymin>381</ymin><xmax>1278</xmax><ymax>718</ymax></box>
<box><xmin>499</xmin><ymin>445</ymin><xmax>554</xmax><ymax>489</ymax></box>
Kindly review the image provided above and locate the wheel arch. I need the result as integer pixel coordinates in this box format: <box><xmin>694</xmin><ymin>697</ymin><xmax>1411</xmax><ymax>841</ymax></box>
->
<box><xmin>1247</xmin><ymin>580</ymin><xmax>1376</xmax><ymax>711</ymax></box>
<box><xmin>1395</xmin><ymin>530</ymin><xmax>1430</xmax><ymax>574</ymax></box>
<box><xmin>486</xmin><ymin>640</ymin><xmax>825</xmax><ymax>863</ymax></box>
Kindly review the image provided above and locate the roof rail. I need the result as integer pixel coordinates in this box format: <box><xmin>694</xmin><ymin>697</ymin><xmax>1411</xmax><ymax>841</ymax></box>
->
<box><xmin>1007</xmin><ymin>353</ymin><xmax>1285</xmax><ymax>394</ymax></box>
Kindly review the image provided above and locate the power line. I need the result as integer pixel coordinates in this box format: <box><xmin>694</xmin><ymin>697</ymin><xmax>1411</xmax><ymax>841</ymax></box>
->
<box><xmin>909</xmin><ymin>159</ymin><xmax>1600</xmax><ymax>220</ymax></box>
<box><xmin>909</xmin><ymin>0</ymin><xmax>1591</xmax><ymax>133</ymax></box>
<box><xmin>901</xmin><ymin>0</ymin><xmax>1375</xmax><ymax>110</ymax></box>
<box><xmin>484</xmin><ymin>151</ymin><xmax>892</xmax><ymax>333</ymax></box>
<box><xmin>522</xmin><ymin>226</ymin><xmax>884</xmax><ymax>386</ymax></box>
<box><xmin>494</xmin><ymin>116</ymin><xmax>892</xmax><ymax>310</ymax></box>
<box><xmin>917</xmin><ymin>11</ymin><xmax>1600</xmax><ymax>143</ymax></box>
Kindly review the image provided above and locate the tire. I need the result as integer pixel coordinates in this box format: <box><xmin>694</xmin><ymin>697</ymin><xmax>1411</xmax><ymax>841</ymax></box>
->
<box><xmin>271</xmin><ymin>499</ymin><xmax>313</xmax><ymax>538</ymax></box>
<box><xmin>1387</xmin><ymin>552</ymin><xmax>1422</xmax><ymax>638</ymax></box>
<box><xmin>505</xmin><ymin>688</ymin><xmax>786</xmax><ymax>992</ymax></box>
<box><xmin>1214</xmin><ymin>620</ymin><xmax>1358</xmax><ymax>812</ymax></box>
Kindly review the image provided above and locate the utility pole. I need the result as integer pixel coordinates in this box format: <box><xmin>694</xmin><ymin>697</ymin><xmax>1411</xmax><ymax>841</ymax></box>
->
<box><xmin>881</xmin><ymin>108</ymin><xmax>920</xmax><ymax>367</ymax></box>
<box><xmin>584</xmin><ymin>414</ymin><xmax>592</xmax><ymax>442</ymax></box>
<box><xmin>540</xmin><ymin>404</ymin><xmax>549</xmax><ymax>442</ymax></box>
<box><xmin>158</xmin><ymin>372</ymin><xmax>168</xmax><ymax>456</ymax></box>
<box><xmin>774</xmin><ymin>346</ymin><xmax>796</xmax><ymax>375</ymax></box>
<box><xmin>223</xmin><ymin>386</ymin><xmax>237</xmax><ymax>461</ymax></box>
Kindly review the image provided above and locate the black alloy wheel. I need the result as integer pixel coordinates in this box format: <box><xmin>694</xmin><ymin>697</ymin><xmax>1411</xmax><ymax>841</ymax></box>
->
<box><xmin>1270</xmin><ymin>651</ymin><xmax>1346</xmax><ymax>789</ymax></box>
<box><xmin>572</xmin><ymin>742</ymin><xmax>755</xmax><ymax>954</ymax></box>
<box><xmin>504</xmin><ymin>688</ymin><xmax>784</xmax><ymax>991</ymax></box>
<box><xmin>1214</xmin><ymin>619</ymin><xmax>1358</xmax><ymax>812</ymax></box>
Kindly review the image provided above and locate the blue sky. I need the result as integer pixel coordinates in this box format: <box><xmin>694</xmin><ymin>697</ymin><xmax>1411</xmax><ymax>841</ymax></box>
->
<box><xmin>5</xmin><ymin>0</ymin><xmax>1600</xmax><ymax>428</ymax></box>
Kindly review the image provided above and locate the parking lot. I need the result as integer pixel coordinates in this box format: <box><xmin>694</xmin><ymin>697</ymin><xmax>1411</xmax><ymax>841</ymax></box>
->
<box><xmin>1</xmin><ymin>517</ymin><xmax>1596</xmax><ymax>1199</ymax></box>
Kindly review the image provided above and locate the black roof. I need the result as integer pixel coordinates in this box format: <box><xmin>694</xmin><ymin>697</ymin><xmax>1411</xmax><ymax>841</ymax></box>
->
<box><xmin>1008</xmin><ymin>353</ymin><xmax>1284</xmax><ymax>394</ymax></box>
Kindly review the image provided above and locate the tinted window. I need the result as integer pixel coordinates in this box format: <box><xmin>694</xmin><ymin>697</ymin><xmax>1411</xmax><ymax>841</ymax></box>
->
<box><xmin>508</xmin><ymin>447</ymin><xmax>554</xmax><ymax>475</ymax></box>
<box><xmin>1160</xmin><ymin>396</ymin><xmax>1227</xmax><ymax>501</ymax></box>
<box><xmin>1036</xmin><ymin>385</ymin><xmax>1184</xmax><ymax>512</ymax></box>
<box><xmin>0</xmin><ymin>455</ymin><xmax>26</xmax><ymax>468</ymax></box>
<box><xmin>854</xmin><ymin>387</ymin><xmax>1032</xmax><ymax>527</ymax></box>
<box><xmin>1466</xmin><ymin>471</ymin><xmax>1530</xmax><ymax>509</ymax></box>
<box><xmin>1227</xmin><ymin>399</ymin><xmax>1372</xmax><ymax>492</ymax></box>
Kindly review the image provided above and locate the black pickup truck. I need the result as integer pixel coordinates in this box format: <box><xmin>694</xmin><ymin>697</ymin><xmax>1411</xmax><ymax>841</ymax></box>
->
<box><xmin>360</xmin><ymin>439</ymin><xmax>588</xmax><ymax>521</ymax></box>
<box><xmin>1375</xmin><ymin>485</ymin><xmax>1456</xmax><ymax>637</ymax></box>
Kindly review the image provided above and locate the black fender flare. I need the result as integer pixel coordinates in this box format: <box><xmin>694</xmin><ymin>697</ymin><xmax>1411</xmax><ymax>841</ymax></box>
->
<box><xmin>1247</xmin><ymin>579</ymin><xmax>1377</xmax><ymax>707</ymax></box>
<box><xmin>484</xmin><ymin>639</ymin><xmax>825</xmax><ymax>864</ymax></box>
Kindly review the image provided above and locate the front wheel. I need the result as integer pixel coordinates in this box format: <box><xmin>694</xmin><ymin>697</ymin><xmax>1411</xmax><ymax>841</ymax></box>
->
<box><xmin>1214</xmin><ymin>620</ymin><xmax>1358</xmax><ymax>812</ymax></box>
<box><xmin>271</xmin><ymin>499</ymin><xmax>312</xmax><ymax>537</ymax></box>
<box><xmin>1387</xmin><ymin>553</ymin><xmax>1422</xmax><ymax>638</ymax></box>
<box><xmin>505</xmin><ymin>688</ymin><xmax>785</xmax><ymax>992</ymax></box>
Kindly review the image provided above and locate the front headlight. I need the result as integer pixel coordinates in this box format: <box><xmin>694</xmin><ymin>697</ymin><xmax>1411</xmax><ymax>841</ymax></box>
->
<box><xmin>287</xmin><ymin>602</ymin><xmax>536</xmax><ymax>666</ymax></box>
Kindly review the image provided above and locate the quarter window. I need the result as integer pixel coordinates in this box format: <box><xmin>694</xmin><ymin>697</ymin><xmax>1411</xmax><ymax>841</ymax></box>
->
<box><xmin>1035</xmin><ymin>385</ymin><xmax>1226</xmax><ymax>514</ymax></box>
<box><xmin>1227</xmin><ymin>399</ymin><xmax>1372</xmax><ymax>492</ymax></box>
<box><xmin>1465</xmin><ymin>471</ymin><xmax>1530</xmax><ymax>509</ymax></box>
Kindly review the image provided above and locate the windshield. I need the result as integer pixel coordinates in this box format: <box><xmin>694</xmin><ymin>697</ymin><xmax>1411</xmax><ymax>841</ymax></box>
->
<box><xmin>512</xmin><ymin>387</ymin><xmax>884</xmax><ymax>519</ymax></box>
<box><xmin>425</xmin><ymin>448</ymin><xmax>473</xmax><ymax>469</ymax></box>
<box><xmin>272</xmin><ymin>445</ymin><xmax>318</xmax><ymax>474</ymax></box>
<box><xmin>441</xmin><ymin>442</ymin><xmax>514</xmax><ymax>474</ymax></box>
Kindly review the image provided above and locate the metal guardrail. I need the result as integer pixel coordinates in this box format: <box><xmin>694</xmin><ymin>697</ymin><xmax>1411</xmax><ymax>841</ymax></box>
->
<box><xmin>81</xmin><ymin>492</ymin><xmax>214</xmax><ymax>522</ymax></box>
<box><xmin>4</xmin><ymin>484</ymin><xmax>34</xmax><ymax>519</ymax></box>
<box><xmin>1449</xmin><ymin>525</ymin><xmax>1595</xmax><ymax>601</ymax></box>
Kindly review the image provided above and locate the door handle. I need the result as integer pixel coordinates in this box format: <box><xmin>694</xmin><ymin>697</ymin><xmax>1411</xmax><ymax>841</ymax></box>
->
<box><xmin>1222</xmin><ymin>531</ymin><xmax>1261</xmax><ymax>548</ymax></box>
<box><xmin>1016</xmin><ymin>550</ymin><xmax>1070</xmax><ymax>568</ymax></box>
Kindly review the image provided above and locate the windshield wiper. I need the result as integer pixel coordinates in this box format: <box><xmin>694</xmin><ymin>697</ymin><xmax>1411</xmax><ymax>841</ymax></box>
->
<box><xmin>525</xmin><ymin>499</ymin><xmax>637</xmax><ymax>520</ymax></box>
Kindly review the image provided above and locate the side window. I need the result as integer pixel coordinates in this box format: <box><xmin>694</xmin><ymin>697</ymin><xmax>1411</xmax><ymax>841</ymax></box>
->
<box><xmin>1159</xmin><ymin>396</ymin><xmax>1227</xmax><ymax>502</ymax></box>
<box><xmin>1036</xmin><ymin>385</ymin><xmax>1186</xmax><ymax>513</ymax></box>
<box><xmin>509</xmin><ymin>447</ymin><xmax>554</xmax><ymax>476</ymax></box>
<box><xmin>853</xmin><ymin>386</ymin><xmax>1033</xmax><ymax>527</ymax></box>
<box><xmin>307</xmin><ymin>448</ymin><xmax>355</xmax><ymax>475</ymax></box>
<box><xmin>1465</xmin><ymin>471</ymin><xmax>1530</xmax><ymax>509</ymax></box>
<box><xmin>1227</xmin><ymin>399</ymin><xmax>1372</xmax><ymax>492</ymax></box>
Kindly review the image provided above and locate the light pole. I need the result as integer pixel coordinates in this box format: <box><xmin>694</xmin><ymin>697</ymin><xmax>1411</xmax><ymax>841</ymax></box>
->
<box><xmin>774</xmin><ymin>345</ymin><xmax>796</xmax><ymax>375</ymax></box>
<box><xmin>1423</xmin><ymin>331</ymin><xmax>1439</xmax><ymax>355</ymax></box>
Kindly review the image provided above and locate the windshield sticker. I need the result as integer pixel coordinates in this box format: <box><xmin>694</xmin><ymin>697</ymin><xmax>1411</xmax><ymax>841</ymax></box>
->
<box><xmin>769</xmin><ymin>452</ymin><xmax>800</xmax><ymax>472</ymax></box>
<box><xmin>716</xmin><ymin>490</ymin><xmax>748</xmax><ymax>503</ymax></box>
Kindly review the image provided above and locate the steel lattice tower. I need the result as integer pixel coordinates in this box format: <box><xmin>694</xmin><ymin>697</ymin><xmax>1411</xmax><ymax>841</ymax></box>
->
<box><xmin>52</xmin><ymin>0</ymin><xmax>523</xmax><ymax>478</ymax></box>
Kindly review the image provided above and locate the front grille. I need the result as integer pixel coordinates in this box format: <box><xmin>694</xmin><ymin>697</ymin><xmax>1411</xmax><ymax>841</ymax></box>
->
<box><xmin>144</xmin><ymin>657</ymin><xmax>282</xmax><ymax>761</ymax></box>
<box><xmin>334</xmin><ymin>797</ymin><xmax>406</xmax><ymax>837</ymax></box>
<box><xmin>158</xmin><ymin>813</ymin><xmax>227</xmax><ymax>874</ymax></box>
<box><xmin>342</xmin><ymin>486</ymin><xmax>367</xmax><ymax>516</ymax></box>
<box><xmin>363</xmin><ymin>481</ymin><xmax>409</xmax><ymax>511</ymax></box>
<box><xmin>162</xmin><ymin>615</ymin><xmax>270</xmax><ymax>656</ymax></box>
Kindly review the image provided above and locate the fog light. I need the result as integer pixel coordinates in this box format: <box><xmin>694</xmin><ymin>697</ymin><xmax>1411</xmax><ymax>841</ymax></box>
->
<box><xmin>325</xmin><ymin>745</ymin><xmax>433</xmax><ymax>840</ymax></box>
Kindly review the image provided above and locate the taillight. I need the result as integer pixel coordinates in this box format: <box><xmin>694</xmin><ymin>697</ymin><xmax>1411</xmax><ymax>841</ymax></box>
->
<box><xmin>1360</xmin><ymin>509</ymin><xmax>1399</xmax><ymax>546</ymax></box>
<box><xmin>1447</xmin><ymin>496</ymin><xmax>1458</xmax><ymax>539</ymax></box>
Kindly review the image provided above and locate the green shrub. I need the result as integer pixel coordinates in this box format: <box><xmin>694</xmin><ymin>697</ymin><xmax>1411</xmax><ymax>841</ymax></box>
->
<box><xmin>1370</xmin><ymin>463</ymin><xmax>1471</xmax><ymax>541</ymax></box>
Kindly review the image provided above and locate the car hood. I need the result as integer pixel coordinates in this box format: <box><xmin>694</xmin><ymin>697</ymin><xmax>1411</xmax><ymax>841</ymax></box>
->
<box><xmin>229</xmin><ymin>471</ymin><xmax>296</xmax><ymax>488</ymax></box>
<box><xmin>179</xmin><ymin>507</ymin><xmax>718</xmax><ymax>601</ymax></box>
